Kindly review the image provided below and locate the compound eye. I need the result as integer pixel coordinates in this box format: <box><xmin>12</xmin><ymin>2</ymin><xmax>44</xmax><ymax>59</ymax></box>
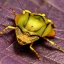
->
<box><xmin>17</xmin><ymin>38</ymin><xmax>21</xmax><ymax>42</ymax></box>
<box><xmin>17</xmin><ymin>38</ymin><xmax>25</xmax><ymax>45</ymax></box>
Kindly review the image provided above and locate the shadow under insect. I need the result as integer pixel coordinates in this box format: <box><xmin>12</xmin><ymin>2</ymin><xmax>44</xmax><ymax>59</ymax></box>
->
<box><xmin>13</xmin><ymin>37</ymin><xmax>59</xmax><ymax>59</ymax></box>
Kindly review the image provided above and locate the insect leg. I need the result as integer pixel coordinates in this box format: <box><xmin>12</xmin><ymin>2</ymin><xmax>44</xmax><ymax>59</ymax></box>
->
<box><xmin>0</xmin><ymin>26</ymin><xmax>16</xmax><ymax>34</ymax></box>
<box><xmin>30</xmin><ymin>43</ymin><xmax>40</xmax><ymax>60</ymax></box>
<box><xmin>44</xmin><ymin>37</ymin><xmax>64</xmax><ymax>52</ymax></box>
<box><xmin>23</xmin><ymin>10</ymin><xmax>31</xmax><ymax>14</ymax></box>
<box><xmin>11</xmin><ymin>8</ymin><xmax>17</xmax><ymax>16</ymax></box>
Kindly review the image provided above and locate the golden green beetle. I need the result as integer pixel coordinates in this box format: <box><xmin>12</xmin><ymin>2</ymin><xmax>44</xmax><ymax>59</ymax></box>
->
<box><xmin>0</xmin><ymin>9</ymin><xmax>64</xmax><ymax>60</ymax></box>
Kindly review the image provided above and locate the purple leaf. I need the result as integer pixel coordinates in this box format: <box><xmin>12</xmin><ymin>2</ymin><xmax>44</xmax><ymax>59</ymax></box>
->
<box><xmin>0</xmin><ymin>0</ymin><xmax>64</xmax><ymax>64</ymax></box>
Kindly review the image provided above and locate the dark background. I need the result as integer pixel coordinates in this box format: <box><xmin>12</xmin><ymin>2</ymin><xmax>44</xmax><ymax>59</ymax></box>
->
<box><xmin>0</xmin><ymin>0</ymin><xmax>64</xmax><ymax>64</ymax></box>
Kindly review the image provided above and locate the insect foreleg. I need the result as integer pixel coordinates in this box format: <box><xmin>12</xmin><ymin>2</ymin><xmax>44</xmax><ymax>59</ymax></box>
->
<box><xmin>0</xmin><ymin>26</ymin><xmax>16</xmax><ymax>34</ymax></box>
<box><xmin>44</xmin><ymin>37</ymin><xmax>64</xmax><ymax>52</ymax></box>
<box><xmin>30</xmin><ymin>43</ymin><xmax>40</xmax><ymax>60</ymax></box>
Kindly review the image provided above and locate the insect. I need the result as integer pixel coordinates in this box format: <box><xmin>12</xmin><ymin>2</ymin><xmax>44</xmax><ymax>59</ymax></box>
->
<box><xmin>0</xmin><ymin>9</ymin><xmax>64</xmax><ymax>60</ymax></box>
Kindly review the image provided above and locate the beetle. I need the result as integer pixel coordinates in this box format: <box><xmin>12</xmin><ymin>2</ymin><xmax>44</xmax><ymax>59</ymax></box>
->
<box><xmin>0</xmin><ymin>9</ymin><xmax>64</xmax><ymax>60</ymax></box>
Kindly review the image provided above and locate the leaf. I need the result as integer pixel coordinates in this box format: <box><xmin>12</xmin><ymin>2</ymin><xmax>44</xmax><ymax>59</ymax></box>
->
<box><xmin>0</xmin><ymin>0</ymin><xmax>64</xmax><ymax>64</ymax></box>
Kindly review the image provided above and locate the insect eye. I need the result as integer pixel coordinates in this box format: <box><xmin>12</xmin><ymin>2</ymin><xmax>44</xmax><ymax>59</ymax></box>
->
<box><xmin>17</xmin><ymin>37</ymin><xmax>27</xmax><ymax>45</ymax></box>
<box><xmin>17</xmin><ymin>38</ymin><xmax>21</xmax><ymax>42</ymax></box>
